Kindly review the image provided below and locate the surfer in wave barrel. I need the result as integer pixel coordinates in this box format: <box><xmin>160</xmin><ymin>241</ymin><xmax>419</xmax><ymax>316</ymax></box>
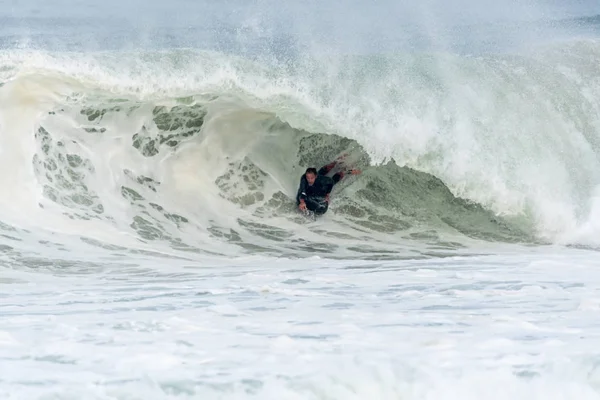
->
<box><xmin>296</xmin><ymin>155</ymin><xmax>361</xmax><ymax>216</ymax></box>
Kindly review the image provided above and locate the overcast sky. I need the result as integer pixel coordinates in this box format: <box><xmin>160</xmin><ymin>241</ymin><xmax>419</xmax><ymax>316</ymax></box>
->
<box><xmin>1</xmin><ymin>0</ymin><xmax>598</xmax><ymax>53</ymax></box>
<box><xmin>3</xmin><ymin>0</ymin><xmax>598</xmax><ymax>24</ymax></box>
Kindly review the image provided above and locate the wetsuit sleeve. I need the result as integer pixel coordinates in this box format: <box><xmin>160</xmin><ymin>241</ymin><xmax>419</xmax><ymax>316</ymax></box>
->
<box><xmin>317</xmin><ymin>161</ymin><xmax>337</xmax><ymax>176</ymax></box>
<box><xmin>296</xmin><ymin>176</ymin><xmax>307</xmax><ymax>204</ymax></box>
<box><xmin>331</xmin><ymin>171</ymin><xmax>345</xmax><ymax>185</ymax></box>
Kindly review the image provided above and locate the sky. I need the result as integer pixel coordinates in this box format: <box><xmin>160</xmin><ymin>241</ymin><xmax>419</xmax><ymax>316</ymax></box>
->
<box><xmin>3</xmin><ymin>0</ymin><xmax>599</xmax><ymax>24</ymax></box>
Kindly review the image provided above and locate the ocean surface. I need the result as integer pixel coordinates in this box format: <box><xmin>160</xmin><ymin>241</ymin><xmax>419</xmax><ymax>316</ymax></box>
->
<box><xmin>2</xmin><ymin>1</ymin><xmax>600</xmax><ymax>398</ymax></box>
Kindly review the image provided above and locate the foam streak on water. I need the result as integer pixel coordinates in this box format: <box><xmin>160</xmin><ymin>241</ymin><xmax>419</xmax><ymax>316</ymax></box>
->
<box><xmin>2</xmin><ymin>245</ymin><xmax>600</xmax><ymax>399</ymax></box>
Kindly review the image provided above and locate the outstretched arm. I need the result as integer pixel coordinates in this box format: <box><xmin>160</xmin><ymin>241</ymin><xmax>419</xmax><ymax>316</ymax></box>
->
<box><xmin>331</xmin><ymin>168</ymin><xmax>361</xmax><ymax>185</ymax></box>
<box><xmin>296</xmin><ymin>176</ymin><xmax>307</xmax><ymax>202</ymax></box>
<box><xmin>296</xmin><ymin>176</ymin><xmax>308</xmax><ymax>210</ymax></box>
<box><xmin>318</xmin><ymin>153</ymin><xmax>351</xmax><ymax>176</ymax></box>
<box><xmin>317</xmin><ymin>161</ymin><xmax>337</xmax><ymax>176</ymax></box>
<box><xmin>325</xmin><ymin>169</ymin><xmax>361</xmax><ymax>203</ymax></box>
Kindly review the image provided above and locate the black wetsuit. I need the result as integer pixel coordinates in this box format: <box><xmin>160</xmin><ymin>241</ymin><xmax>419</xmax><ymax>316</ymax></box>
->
<box><xmin>296</xmin><ymin>162</ymin><xmax>345</xmax><ymax>215</ymax></box>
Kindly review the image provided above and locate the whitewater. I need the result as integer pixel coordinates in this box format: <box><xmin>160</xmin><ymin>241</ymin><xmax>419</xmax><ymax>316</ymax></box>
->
<box><xmin>2</xmin><ymin>1</ymin><xmax>600</xmax><ymax>399</ymax></box>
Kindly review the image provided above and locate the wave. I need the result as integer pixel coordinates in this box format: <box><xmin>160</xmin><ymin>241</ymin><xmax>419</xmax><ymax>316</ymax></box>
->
<box><xmin>1</xmin><ymin>40</ymin><xmax>600</xmax><ymax>258</ymax></box>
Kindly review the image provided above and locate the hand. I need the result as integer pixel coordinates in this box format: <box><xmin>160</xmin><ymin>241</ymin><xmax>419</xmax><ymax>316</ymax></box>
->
<box><xmin>349</xmin><ymin>169</ymin><xmax>361</xmax><ymax>175</ymax></box>
<box><xmin>325</xmin><ymin>193</ymin><xmax>330</xmax><ymax>203</ymax></box>
<box><xmin>299</xmin><ymin>201</ymin><xmax>307</xmax><ymax>211</ymax></box>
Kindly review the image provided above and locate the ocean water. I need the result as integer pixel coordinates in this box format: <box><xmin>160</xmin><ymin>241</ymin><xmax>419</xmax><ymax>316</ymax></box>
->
<box><xmin>2</xmin><ymin>1</ymin><xmax>600</xmax><ymax>398</ymax></box>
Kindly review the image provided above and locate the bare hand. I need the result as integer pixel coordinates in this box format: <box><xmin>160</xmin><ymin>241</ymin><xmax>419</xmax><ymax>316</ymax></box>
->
<box><xmin>299</xmin><ymin>202</ymin><xmax>307</xmax><ymax>211</ymax></box>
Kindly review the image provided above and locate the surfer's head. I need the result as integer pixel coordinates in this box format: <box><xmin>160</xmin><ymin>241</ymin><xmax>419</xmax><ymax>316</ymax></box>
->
<box><xmin>305</xmin><ymin>168</ymin><xmax>317</xmax><ymax>185</ymax></box>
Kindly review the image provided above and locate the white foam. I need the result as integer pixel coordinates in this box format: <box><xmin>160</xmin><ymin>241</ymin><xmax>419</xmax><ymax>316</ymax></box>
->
<box><xmin>1</xmin><ymin>42</ymin><xmax>600</xmax><ymax>249</ymax></box>
<box><xmin>2</xmin><ymin>250</ymin><xmax>600</xmax><ymax>398</ymax></box>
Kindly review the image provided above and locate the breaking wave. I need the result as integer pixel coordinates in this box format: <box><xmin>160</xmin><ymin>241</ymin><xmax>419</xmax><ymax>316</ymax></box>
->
<box><xmin>1</xmin><ymin>39</ymin><xmax>600</xmax><ymax>258</ymax></box>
